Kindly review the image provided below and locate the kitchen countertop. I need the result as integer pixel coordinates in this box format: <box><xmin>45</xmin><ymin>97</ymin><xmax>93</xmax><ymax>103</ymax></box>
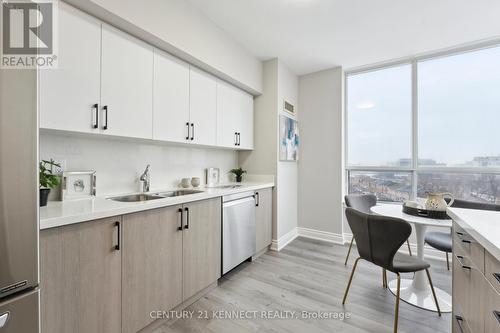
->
<box><xmin>447</xmin><ymin>207</ymin><xmax>500</xmax><ymax>259</ymax></box>
<box><xmin>40</xmin><ymin>182</ymin><xmax>274</xmax><ymax>230</ymax></box>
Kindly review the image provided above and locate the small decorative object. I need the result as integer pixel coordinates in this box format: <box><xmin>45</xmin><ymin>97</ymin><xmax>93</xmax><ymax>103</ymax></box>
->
<box><xmin>181</xmin><ymin>178</ymin><xmax>191</xmax><ymax>188</ymax></box>
<box><xmin>229</xmin><ymin>167</ymin><xmax>247</xmax><ymax>183</ymax></box>
<box><xmin>191</xmin><ymin>177</ymin><xmax>201</xmax><ymax>188</ymax></box>
<box><xmin>39</xmin><ymin>159</ymin><xmax>61</xmax><ymax>207</ymax></box>
<box><xmin>425</xmin><ymin>192</ymin><xmax>454</xmax><ymax>211</ymax></box>
<box><xmin>205</xmin><ymin>167</ymin><xmax>220</xmax><ymax>187</ymax></box>
<box><xmin>61</xmin><ymin>171</ymin><xmax>96</xmax><ymax>201</ymax></box>
<box><xmin>279</xmin><ymin>115</ymin><xmax>299</xmax><ymax>161</ymax></box>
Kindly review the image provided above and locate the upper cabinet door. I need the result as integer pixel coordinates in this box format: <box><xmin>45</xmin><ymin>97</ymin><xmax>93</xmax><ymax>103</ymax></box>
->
<box><xmin>189</xmin><ymin>68</ymin><xmax>217</xmax><ymax>146</ymax></box>
<box><xmin>216</xmin><ymin>80</ymin><xmax>241</xmax><ymax>148</ymax></box>
<box><xmin>153</xmin><ymin>49</ymin><xmax>190</xmax><ymax>143</ymax></box>
<box><xmin>238</xmin><ymin>91</ymin><xmax>254</xmax><ymax>150</ymax></box>
<box><xmin>101</xmin><ymin>24</ymin><xmax>153</xmax><ymax>139</ymax></box>
<box><xmin>39</xmin><ymin>2</ymin><xmax>101</xmax><ymax>133</ymax></box>
<box><xmin>217</xmin><ymin>80</ymin><xmax>254</xmax><ymax>149</ymax></box>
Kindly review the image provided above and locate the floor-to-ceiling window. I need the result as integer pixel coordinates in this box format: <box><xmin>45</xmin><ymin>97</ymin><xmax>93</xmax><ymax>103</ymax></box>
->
<box><xmin>346</xmin><ymin>45</ymin><xmax>500</xmax><ymax>203</ymax></box>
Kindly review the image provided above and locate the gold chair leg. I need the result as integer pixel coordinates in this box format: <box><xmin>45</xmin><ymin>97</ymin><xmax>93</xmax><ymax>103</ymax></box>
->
<box><xmin>393</xmin><ymin>273</ymin><xmax>401</xmax><ymax>333</ymax></box>
<box><xmin>342</xmin><ymin>257</ymin><xmax>361</xmax><ymax>305</ymax></box>
<box><xmin>344</xmin><ymin>238</ymin><xmax>354</xmax><ymax>266</ymax></box>
<box><xmin>407</xmin><ymin>240</ymin><xmax>412</xmax><ymax>256</ymax></box>
<box><xmin>425</xmin><ymin>268</ymin><xmax>442</xmax><ymax>316</ymax></box>
<box><xmin>446</xmin><ymin>252</ymin><xmax>450</xmax><ymax>271</ymax></box>
<box><xmin>382</xmin><ymin>268</ymin><xmax>387</xmax><ymax>288</ymax></box>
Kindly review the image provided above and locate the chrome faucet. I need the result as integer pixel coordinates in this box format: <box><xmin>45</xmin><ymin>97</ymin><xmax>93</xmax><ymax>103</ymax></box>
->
<box><xmin>139</xmin><ymin>164</ymin><xmax>151</xmax><ymax>192</ymax></box>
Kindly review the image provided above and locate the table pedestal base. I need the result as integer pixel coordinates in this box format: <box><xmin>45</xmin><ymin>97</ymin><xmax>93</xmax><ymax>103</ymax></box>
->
<box><xmin>388</xmin><ymin>278</ymin><xmax>452</xmax><ymax>313</ymax></box>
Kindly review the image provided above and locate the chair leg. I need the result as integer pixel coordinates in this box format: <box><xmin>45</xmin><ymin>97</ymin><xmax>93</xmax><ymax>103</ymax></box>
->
<box><xmin>344</xmin><ymin>238</ymin><xmax>354</xmax><ymax>266</ymax></box>
<box><xmin>446</xmin><ymin>252</ymin><xmax>450</xmax><ymax>271</ymax></box>
<box><xmin>393</xmin><ymin>273</ymin><xmax>401</xmax><ymax>333</ymax></box>
<box><xmin>425</xmin><ymin>268</ymin><xmax>442</xmax><ymax>316</ymax></box>
<box><xmin>407</xmin><ymin>240</ymin><xmax>412</xmax><ymax>256</ymax></box>
<box><xmin>342</xmin><ymin>257</ymin><xmax>361</xmax><ymax>305</ymax></box>
<box><xmin>382</xmin><ymin>268</ymin><xmax>387</xmax><ymax>288</ymax></box>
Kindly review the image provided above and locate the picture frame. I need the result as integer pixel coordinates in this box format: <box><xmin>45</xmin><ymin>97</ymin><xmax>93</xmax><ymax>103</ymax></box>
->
<box><xmin>279</xmin><ymin>115</ymin><xmax>300</xmax><ymax>161</ymax></box>
<box><xmin>61</xmin><ymin>171</ymin><xmax>96</xmax><ymax>201</ymax></box>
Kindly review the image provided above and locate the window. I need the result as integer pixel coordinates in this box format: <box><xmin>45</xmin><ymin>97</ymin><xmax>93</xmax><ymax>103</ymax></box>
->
<box><xmin>347</xmin><ymin>65</ymin><xmax>412</xmax><ymax>167</ymax></box>
<box><xmin>346</xmin><ymin>45</ymin><xmax>500</xmax><ymax>204</ymax></box>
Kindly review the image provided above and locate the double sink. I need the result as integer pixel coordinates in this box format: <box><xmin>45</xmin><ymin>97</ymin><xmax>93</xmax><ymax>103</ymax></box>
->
<box><xmin>109</xmin><ymin>189</ymin><xmax>203</xmax><ymax>202</ymax></box>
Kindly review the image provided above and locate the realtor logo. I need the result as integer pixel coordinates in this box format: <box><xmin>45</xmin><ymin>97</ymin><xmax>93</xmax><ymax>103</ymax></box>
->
<box><xmin>1</xmin><ymin>0</ymin><xmax>58</xmax><ymax>68</ymax></box>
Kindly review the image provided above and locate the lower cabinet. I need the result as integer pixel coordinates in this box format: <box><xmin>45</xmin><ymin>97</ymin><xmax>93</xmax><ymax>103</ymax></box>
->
<box><xmin>122</xmin><ymin>206</ymin><xmax>183</xmax><ymax>333</ymax></box>
<box><xmin>255</xmin><ymin>188</ymin><xmax>273</xmax><ymax>253</ymax></box>
<box><xmin>452</xmin><ymin>221</ymin><xmax>500</xmax><ymax>333</ymax></box>
<box><xmin>182</xmin><ymin>198</ymin><xmax>222</xmax><ymax>300</ymax></box>
<box><xmin>40</xmin><ymin>217</ymin><xmax>122</xmax><ymax>333</ymax></box>
<box><xmin>40</xmin><ymin>197</ymin><xmax>222</xmax><ymax>333</ymax></box>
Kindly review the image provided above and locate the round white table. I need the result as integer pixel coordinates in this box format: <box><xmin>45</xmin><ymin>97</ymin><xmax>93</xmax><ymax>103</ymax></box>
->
<box><xmin>371</xmin><ymin>204</ymin><xmax>452</xmax><ymax>313</ymax></box>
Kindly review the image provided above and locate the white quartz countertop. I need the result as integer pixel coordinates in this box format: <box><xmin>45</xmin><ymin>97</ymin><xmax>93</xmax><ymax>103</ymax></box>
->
<box><xmin>40</xmin><ymin>182</ymin><xmax>274</xmax><ymax>230</ymax></box>
<box><xmin>447</xmin><ymin>207</ymin><xmax>500</xmax><ymax>259</ymax></box>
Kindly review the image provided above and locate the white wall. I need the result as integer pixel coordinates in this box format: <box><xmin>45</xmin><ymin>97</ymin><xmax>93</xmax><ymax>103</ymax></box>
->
<box><xmin>298</xmin><ymin>67</ymin><xmax>344</xmax><ymax>236</ymax></box>
<box><xmin>66</xmin><ymin>0</ymin><xmax>262</xmax><ymax>94</ymax></box>
<box><xmin>40</xmin><ymin>132</ymin><xmax>237</xmax><ymax>197</ymax></box>
<box><xmin>276</xmin><ymin>61</ymin><xmax>299</xmax><ymax>240</ymax></box>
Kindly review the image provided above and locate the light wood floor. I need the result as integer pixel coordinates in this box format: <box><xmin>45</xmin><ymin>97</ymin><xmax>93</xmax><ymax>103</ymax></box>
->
<box><xmin>153</xmin><ymin>237</ymin><xmax>451</xmax><ymax>333</ymax></box>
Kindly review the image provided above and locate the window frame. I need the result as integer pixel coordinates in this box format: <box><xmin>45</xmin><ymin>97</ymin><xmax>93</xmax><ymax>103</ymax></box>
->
<box><xmin>344</xmin><ymin>41</ymin><xmax>500</xmax><ymax>202</ymax></box>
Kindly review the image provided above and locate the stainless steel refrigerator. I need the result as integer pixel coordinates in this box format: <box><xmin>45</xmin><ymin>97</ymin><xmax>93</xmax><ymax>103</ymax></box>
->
<box><xmin>0</xmin><ymin>69</ymin><xmax>40</xmax><ymax>332</ymax></box>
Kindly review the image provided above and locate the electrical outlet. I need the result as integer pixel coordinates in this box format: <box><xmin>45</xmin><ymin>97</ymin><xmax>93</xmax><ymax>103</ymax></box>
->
<box><xmin>55</xmin><ymin>160</ymin><xmax>66</xmax><ymax>174</ymax></box>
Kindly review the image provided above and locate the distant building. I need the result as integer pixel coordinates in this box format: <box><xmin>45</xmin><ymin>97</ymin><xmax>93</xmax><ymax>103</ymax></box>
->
<box><xmin>469</xmin><ymin>155</ymin><xmax>500</xmax><ymax>167</ymax></box>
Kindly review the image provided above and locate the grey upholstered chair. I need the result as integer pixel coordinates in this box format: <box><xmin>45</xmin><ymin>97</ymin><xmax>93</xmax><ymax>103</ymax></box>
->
<box><xmin>344</xmin><ymin>194</ymin><xmax>412</xmax><ymax>266</ymax></box>
<box><xmin>342</xmin><ymin>208</ymin><xmax>441</xmax><ymax>333</ymax></box>
<box><xmin>425</xmin><ymin>198</ymin><xmax>500</xmax><ymax>270</ymax></box>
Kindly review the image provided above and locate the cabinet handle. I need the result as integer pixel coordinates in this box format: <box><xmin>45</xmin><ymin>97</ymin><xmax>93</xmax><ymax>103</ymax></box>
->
<box><xmin>456</xmin><ymin>255</ymin><xmax>471</xmax><ymax>270</ymax></box>
<box><xmin>103</xmin><ymin>105</ymin><xmax>109</xmax><ymax>130</ymax></box>
<box><xmin>114</xmin><ymin>221</ymin><xmax>120</xmax><ymax>251</ymax></box>
<box><xmin>186</xmin><ymin>122</ymin><xmax>190</xmax><ymax>140</ymax></box>
<box><xmin>184</xmin><ymin>207</ymin><xmax>189</xmax><ymax>229</ymax></box>
<box><xmin>454</xmin><ymin>315</ymin><xmax>465</xmax><ymax>333</ymax></box>
<box><xmin>234</xmin><ymin>132</ymin><xmax>238</xmax><ymax>146</ymax></box>
<box><xmin>190</xmin><ymin>123</ymin><xmax>194</xmax><ymax>140</ymax></box>
<box><xmin>92</xmin><ymin>103</ymin><xmax>99</xmax><ymax>129</ymax></box>
<box><xmin>494</xmin><ymin>311</ymin><xmax>500</xmax><ymax>325</ymax></box>
<box><xmin>255</xmin><ymin>192</ymin><xmax>259</xmax><ymax>207</ymax></box>
<box><xmin>177</xmin><ymin>208</ymin><xmax>183</xmax><ymax>231</ymax></box>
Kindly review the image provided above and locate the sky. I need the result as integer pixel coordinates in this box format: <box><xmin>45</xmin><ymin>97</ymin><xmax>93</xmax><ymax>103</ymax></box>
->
<box><xmin>347</xmin><ymin>45</ymin><xmax>500</xmax><ymax>167</ymax></box>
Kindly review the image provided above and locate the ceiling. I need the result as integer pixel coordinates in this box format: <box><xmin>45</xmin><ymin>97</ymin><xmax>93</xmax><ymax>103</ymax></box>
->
<box><xmin>187</xmin><ymin>0</ymin><xmax>500</xmax><ymax>75</ymax></box>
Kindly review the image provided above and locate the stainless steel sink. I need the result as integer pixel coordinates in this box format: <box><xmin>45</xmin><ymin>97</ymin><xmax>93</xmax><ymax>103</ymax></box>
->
<box><xmin>108</xmin><ymin>194</ymin><xmax>165</xmax><ymax>202</ymax></box>
<box><xmin>109</xmin><ymin>189</ymin><xmax>204</xmax><ymax>202</ymax></box>
<box><xmin>154</xmin><ymin>189</ymin><xmax>204</xmax><ymax>197</ymax></box>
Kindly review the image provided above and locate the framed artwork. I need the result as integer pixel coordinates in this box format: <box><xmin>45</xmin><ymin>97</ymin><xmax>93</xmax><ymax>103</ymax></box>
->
<box><xmin>61</xmin><ymin>171</ymin><xmax>96</xmax><ymax>200</ymax></box>
<box><xmin>279</xmin><ymin>115</ymin><xmax>299</xmax><ymax>161</ymax></box>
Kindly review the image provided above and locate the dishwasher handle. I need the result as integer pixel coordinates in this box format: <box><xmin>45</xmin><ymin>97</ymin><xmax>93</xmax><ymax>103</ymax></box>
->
<box><xmin>223</xmin><ymin>196</ymin><xmax>256</xmax><ymax>207</ymax></box>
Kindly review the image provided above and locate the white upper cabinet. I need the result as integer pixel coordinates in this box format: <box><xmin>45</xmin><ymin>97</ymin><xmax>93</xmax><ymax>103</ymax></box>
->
<box><xmin>101</xmin><ymin>24</ymin><xmax>153</xmax><ymax>139</ymax></box>
<box><xmin>217</xmin><ymin>80</ymin><xmax>254</xmax><ymax>149</ymax></box>
<box><xmin>189</xmin><ymin>68</ymin><xmax>217</xmax><ymax>146</ymax></box>
<box><xmin>153</xmin><ymin>49</ymin><xmax>190</xmax><ymax>143</ymax></box>
<box><xmin>39</xmin><ymin>2</ymin><xmax>101</xmax><ymax>133</ymax></box>
<box><xmin>238</xmin><ymin>91</ymin><xmax>254</xmax><ymax>150</ymax></box>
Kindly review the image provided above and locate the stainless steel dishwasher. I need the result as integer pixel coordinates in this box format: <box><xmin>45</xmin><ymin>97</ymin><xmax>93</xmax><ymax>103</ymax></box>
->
<box><xmin>222</xmin><ymin>191</ymin><xmax>256</xmax><ymax>274</ymax></box>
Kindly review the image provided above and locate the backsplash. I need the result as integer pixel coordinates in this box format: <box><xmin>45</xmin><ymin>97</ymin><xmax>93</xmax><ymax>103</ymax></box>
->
<box><xmin>40</xmin><ymin>132</ymin><xmax>238</xmax><ymax>198</ymax></box>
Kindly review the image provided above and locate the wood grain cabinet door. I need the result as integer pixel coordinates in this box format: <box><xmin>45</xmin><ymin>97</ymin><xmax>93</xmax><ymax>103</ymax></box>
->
<box><xmin>122</xmin><ymin>206</ymin><xmax>183</xmax><ymax>333</ymax></box>
<box><xmin>40</xmin><ymin>217</ymin><xmax>122</xmax><ymax>333</ymax></box>
<box><xmin>182</xmin><ymin>198</ymin><xmax>222</xmax><ymax>300</ymax></box>
<box><xmin>255</xmin><ymin>188</ymin><xmax>272</xmax><ymax>253</ymax></box>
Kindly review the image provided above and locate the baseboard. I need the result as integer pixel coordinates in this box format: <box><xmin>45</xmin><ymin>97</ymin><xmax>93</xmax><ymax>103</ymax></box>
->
<box><xmin>342</xmin><ymin>232</ymin><xmax>449</xmax><ymax>262</ymax></box>
<box><xmin>297</xmin><ymin>227</ymin><xmax>344</xmax><ymax>245</ymax></box>
<box><xmin>270</xmin><ymin>228</ymin><xmax>298</xmax><ymax>251</ymax></box>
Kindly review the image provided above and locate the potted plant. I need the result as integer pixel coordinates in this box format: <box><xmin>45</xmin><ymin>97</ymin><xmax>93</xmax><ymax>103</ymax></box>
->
<box><xmin>39</xmin><ymin>159</ymin><xmax>61</xmax><ymax>207</ymax></box>
<box><xmin>229</xmin><ymin>167</ymin><xmax>247</xmax><ymax>183</ymax></box>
